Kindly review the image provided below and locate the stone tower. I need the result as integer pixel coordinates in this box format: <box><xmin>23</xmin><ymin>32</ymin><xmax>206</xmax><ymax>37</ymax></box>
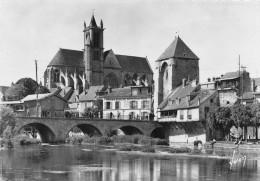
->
<box><xmin>154</xmin><ymin>36</ymin><xmax>199</xmax><ymax>117</ymax></box>
<box><xmin>83</xmin><ymin>15</ymin><xmax>104</xmax><ymax>88</ymax></box>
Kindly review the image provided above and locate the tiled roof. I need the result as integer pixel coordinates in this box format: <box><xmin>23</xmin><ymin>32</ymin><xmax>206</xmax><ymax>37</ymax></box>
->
<box><xmin>58</xmin><ymin>87</ymin><xmax>73</xmax><ymax>100</ymax></box>
<box><xmin>48</xmin><ymin>48</ymin><xmax>84</xmax><ymax>68</ymax></box>
<box><xmin>157</xmin><ymin>36</ymin><xmax>199</xmax><ymax>61</ymax></box>
<box><xmin>159</xmin><ymin>82</ymin><xmax>216</xmax><ymax>111</ymax></box>
<box><xmin>79</xmin><ymin>85</ymin><xmax>106</xmax><ymax>102</ymax></box>
<box><xmin>220</xmin><ymin>71</ymin><xmax>240</xmax><ymax>80</ymax></box>
<box><xmin>101</xmin><ymin>86</ymin><xmax>149</xmax><ymax>99</ymax></box>
<box><xmin>115</xmin><ymin>55</ymin><xmax>153</xmax><ymax>74</ymax></box>
<box><xmin>21</xmin><ymin>93</ymin><xmax>54</xmax><ymax>102</ymax></box>
<box><xmin>240</xmin><ymin>92</ymin><xmax>254</xmax><ymax>100</ymax></box>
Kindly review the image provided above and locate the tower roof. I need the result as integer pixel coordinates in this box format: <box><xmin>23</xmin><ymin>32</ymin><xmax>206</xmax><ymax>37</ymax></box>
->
<box><xmin>47</xmin><ymin>48</ymin><xmax>84</xmax><ymax>68</ymax></box>
<box><xmin>89</xmin><ymin>15</ymin><xmax>97</xmax><ymax>27</ymax></box>
<box><xmin>157</xmin><ymin>36</ymin><xmax>199</xmax><ymax>61</ymax></box>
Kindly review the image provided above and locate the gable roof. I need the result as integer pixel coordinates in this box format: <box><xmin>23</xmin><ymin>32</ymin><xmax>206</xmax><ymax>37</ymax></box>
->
<box><xmin>157</xmin><ymin>36</ymin><xmax>199</xmax><ymax>61</ymax></box>
<box><xmin>115</xmin><ymin>55</ymin><xmax>153</xmax><ymax>74</ymax></box>
<box><xmin>79</xmin><ymin>85</ymin><xmax>106</xmax><ymax>102</ymax></box>
<box><xmin>220</xmin><ymin>71</ymin><xmax>240</xmax><ymax>80</ymax></box>
<box><xmin>48</xmin><ymin>48</ymin><xmax>84</xmax><ymax>68</ymax></box>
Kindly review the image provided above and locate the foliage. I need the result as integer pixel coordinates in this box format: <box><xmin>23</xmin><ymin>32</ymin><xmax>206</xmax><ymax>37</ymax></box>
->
<box><xmin>141</xmin><ymin>146</ymin><xmax>155</xmax><ymax>153</ymax></box>
<box><xmin>104</xmin><ymin>128</ymin><xmax>118</xmax><ymax>137</ymax></box>
<box><xmin>66</xmin><ymin>135</ymin><xmax>84</xmax><ymax>144</ymax></box>
<box><xmin>12</xmin><ymin>134</ymin><xmax>41</xmax><ymax>145</ymax></box>
<box><xmin>0</xmin><ymin>105</ymin><xmax>16</xmax><ymax>136</ymax></box>
<box><xmin>83</xmin><ymin>106</ymin><xmax>99</xmax><ymax>118</ymax></box>
<box><xmin>82</xmin><ymin>135</ymin><xmax>100</xmax><ymax>144</ymax></box>
<box><xmin>5</xmin><ymin>77</ymin><xmax>49</xmax><ymax>101</ymax></box>
<box><xmin>158</xmin><ymin>147</ymin><xmax>192</xmax><ymax>154</ymax></box>
<box><xmin>230</xmin><ymin>104</ymin><xmax>252</xmax><ymax>127</ymax></box>
<box><xmin>119</xmin><ymin>145</ymin><xmax>140</xmax><ymax>151</ymax></box>
<box><xmin>97</xmin><ymin>136</ymin><xmax>113</xmax><ymax>145</ymax></box>
<box><xmin>250</xmin><ymin>103</ymin><xmax>260</xmax><ymax>126</ymax></box>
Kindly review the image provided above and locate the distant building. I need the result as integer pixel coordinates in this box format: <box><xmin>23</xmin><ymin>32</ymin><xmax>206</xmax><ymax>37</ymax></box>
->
<box><xmin>22</xmin><ymin>93</ymin><xmax>68</xmax><ymax>117</ymax></box>
<box><xmin>43</xmin><ymin>15</ymin><xmax>153</xmax><ymax>93</ymax></box>
<box><xmin>101</xmin><ymin>85</ymin><xmax>153</xmax><ymax>120</ymax></box>
<box><xmin>215</xmin><ymin>71</ymin><xmax>251</xmax><ymax>107</ymax></box>
<box><xmin>240</xmin><ymin>92</ymin><xmax>260</xmax><ymax>105</ymax></box>
<box><xmin>154</xmin><ymin>36</ymin><xmax>199</xmax><ymax>119</ymax></box>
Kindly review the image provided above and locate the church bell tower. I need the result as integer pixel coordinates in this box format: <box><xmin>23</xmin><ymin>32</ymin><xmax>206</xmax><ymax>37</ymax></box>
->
<box><xmin>83</xmin><ymin>15</ymin><xmax>104</xmax><ymax>88</ymax></box>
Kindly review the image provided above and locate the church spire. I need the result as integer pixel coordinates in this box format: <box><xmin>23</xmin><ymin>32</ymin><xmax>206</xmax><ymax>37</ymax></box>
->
<box><xmin>100</xmin><ymin>19</ymin><xmax>103</xmax><ymax>29</ymax></box>
<box><xmin>89</xmin><ymin>15</ymin><xmax>97</xmax><ymax>27</ymax></box>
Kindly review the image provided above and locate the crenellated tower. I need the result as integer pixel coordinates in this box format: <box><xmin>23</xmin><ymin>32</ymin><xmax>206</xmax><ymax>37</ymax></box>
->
<box><xmin>83</xmin><ymin>15</ymin><xmax>104</xmax><ymax>88</ymax></box>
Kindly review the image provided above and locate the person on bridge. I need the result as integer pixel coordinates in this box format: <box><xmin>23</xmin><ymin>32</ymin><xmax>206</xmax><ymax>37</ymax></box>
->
<box><xmin>110</xmin><ymin>112</ymin><xmax>113</xmax><ymax>119</ymax></box>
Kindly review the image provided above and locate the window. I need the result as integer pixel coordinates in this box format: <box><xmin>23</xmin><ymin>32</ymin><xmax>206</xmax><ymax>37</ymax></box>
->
<box><xmin>142</xmin><ymin>100</ymin><xmax>149</xmax><ymax>109</ymax></box>
<box><xmin>187</xmin><ymin>110</ymin><xmax>192</xmax><ymax>119</ymax></box>
<box><xmin>115</xmin><ymin>101</ymin><xmax>120</xmax><ymax>109</ymax></box>
<box><xmin>180</xmin><ymin>110</ymin><xmax>184</xmax><ymax>120</ymax></box>
<box><xmin>130</xmin><ymin>101</ymin><xmax>138</xmax><ymax>109</ymax></box>
<box><xmin>205</xmin><ymin>107</ymin><xmax>209</xmax><ymax>118</ymax></box>
<box><xmin>94</xmin><ymin>32</ymin><xmax>99</xmax><ymax>47</ymax></box>
<box><xmin>106</xmin><ymin>102</ymin><xmax>111</xmax><ymax>109</ymax></box>
<box><xmin>210</xmin><ymin>99</ymin><xmax>213</xmax><ymax>103</ymax></box>
<box><xmin>53</xmin><ymin>69</ymin><xmax>60</xmax><ymax>82</ymax></box>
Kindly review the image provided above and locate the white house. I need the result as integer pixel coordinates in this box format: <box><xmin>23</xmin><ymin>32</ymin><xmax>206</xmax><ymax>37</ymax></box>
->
<box><xmin>101</xmin><ymin>86</ymin><xmax>153</xmax><ymax>120</ymax></box>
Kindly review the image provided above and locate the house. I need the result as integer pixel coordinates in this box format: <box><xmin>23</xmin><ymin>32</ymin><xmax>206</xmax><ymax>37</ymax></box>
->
<box><xmin>22</xmin><ymin>93</ymin><xmax>68</xmax><ymax>117</ymax></box>
<box><xmin>78</xmin><ymin>85</ymin><xmax>107</xmax><ymax>117</ymax></box>
<box><xmin>157</xmin><ymin>79</ymin><xmax>218</xmax><ymax>143</ymax></box>
<box><xmin>251</xmin><ymin>78</ymin><xmax>260</xmax><ymax>92</ymax></box>
<box><xmin>0</xmin><ymin>86</ymin><xmax>9</xmax><ymax>101</ymax></box>
<box><xmin>101</xmin><ymin>85</ymin><xmax>153</xmax><ymax>120</ymax></box>
<box><xmin>240</xmin><ymin>92</ymin><xmax>260</xmax><ymax>105</ymax></box>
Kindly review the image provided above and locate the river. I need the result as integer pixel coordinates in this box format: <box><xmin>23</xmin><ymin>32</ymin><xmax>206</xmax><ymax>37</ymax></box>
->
<box><xmin>0</xmin><ymin>144</ymin><xmax>260</xmax><ymax>181</ymax></box>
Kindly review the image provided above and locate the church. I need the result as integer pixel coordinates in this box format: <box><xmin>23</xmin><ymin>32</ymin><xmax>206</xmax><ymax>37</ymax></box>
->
<box><xmin>44</xmin><ymin>15</ymin><xmax>153</xmax><ymax>93</ymax></box>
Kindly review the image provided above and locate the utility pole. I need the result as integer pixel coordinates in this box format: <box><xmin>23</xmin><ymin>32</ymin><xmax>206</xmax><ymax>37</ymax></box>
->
<box><xmin>238</xmin><ymin>55</ymin><xmax>241</xmax><ymax>103</ymax></box>
<box><xmin>35</xmin><ymin>60</ymin><xmax>39</xmax><ymax>117</ymax></box>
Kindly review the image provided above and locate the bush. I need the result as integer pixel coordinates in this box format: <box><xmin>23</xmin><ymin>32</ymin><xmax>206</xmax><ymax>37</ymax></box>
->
<box><xmin>112</xmin><ymin>135</ymin><xmax>133</xmax><ymax>144</ymax></box>
<box><xmin>13</xmin><ymin>134</ymin><xmax>41</xmax><ymax>145</ymax></box>
<box><xmin>191</xmin><ymin>148</ymin><xmax>202</xmax><ymax>155</ymax></box>
<box><xmin>97</xmin><ymin>136</ymin><xmax>113</xmax><ymax>145</ymax></box>
<box><xmin>82</xmin><ymin>136</ymin><xmax>100</xmax><ymax>144</ymax></box>
<box><xmin>159</xmin><ymin>147</ymin><xmax>192</xmax><ymax>154</ymax></box>
<box><xmin>119</xmin><ymin>145</ymin><xmax>140</xmax><ymax>151</ymax></box>
<box><xmin>0</xmin><ymin>138</ymin><xmax>14</xmax><ymax>148</ymax></box>
<box><xmin>141</xmin><ymin>146</ymin><xmax>155</xmax><ymax>153</ymax></box>
<box><xmin>66</xmin><ymin>135</ymin><xmax>84</xmax><ymax>145</ymax></box>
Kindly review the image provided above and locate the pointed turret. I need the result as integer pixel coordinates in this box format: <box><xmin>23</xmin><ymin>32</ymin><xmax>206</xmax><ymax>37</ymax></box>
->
<box><xmin>89</xmin><ymin>15</ymin><xmax>97</xmax><ymax>27</ymax></box>
<box><xmin>83</xmin><ymin>21</ymin><xmax>86</xmax><ymax>31</ymax></box>
<box><xmin>100</xmin><ymin>19</ymin><xmax>103</xmax><ymax>29</ymax></box>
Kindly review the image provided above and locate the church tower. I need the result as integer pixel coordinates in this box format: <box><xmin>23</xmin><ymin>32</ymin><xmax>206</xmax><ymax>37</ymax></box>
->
<box><xmin>83</xmin><ymin>15</ymin><xmax>104</xmax><ymax>88</ymax></box>
<box><xmin>154</xmin><ymin>36</ymin><xmax>199</xmax><ymax>118</ymax></box>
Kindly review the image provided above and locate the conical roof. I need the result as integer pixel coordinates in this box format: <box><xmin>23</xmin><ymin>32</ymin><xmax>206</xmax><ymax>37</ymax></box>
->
<box><xmin>157</xmin><ymin>36</ymin><xmax>199</xmax><ymax>61</ymax></box>
<box><xmin>47</xmin><ymin>48</ymin><xmax>84</xmax><ymax>68</ymax></box>
<box><xmin>89</xmin><ymin>15</ymin><xmax>97</xmax><ymax>27</ymax></box>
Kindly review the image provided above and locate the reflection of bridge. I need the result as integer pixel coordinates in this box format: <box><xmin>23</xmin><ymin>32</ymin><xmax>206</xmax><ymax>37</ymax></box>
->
<box><xmin>15</xmin><ymin>117</ymin><xmax>163</xmax><ymax>143</ymax></box>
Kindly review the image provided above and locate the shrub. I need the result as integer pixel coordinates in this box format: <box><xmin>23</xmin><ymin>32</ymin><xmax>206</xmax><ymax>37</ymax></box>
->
<box><xmin>119</xmin><ymin>146</ymin><xmax>133</xmax><ymax>151</ymax></box>
<box><xmin>159</xmin><ymin>147</ymin><xmax>192</xmax><ymax>154</ymax></box>
<box><xmin>66</xmin><ymin>135</ymin><xmax>84</xmax><ymax>145</ymax></box>
<box><xmin>191</xmin><ymin>148</ymin><xmax>202</xmax><ymax>155</ymax></box>
<box><xmin>13</xmin><ymin>134</ymin><xmax>41</xmax><ymax>145</ymax></box>
<box><xmin>141</xmin><ymin>146</ymin><xmax>155</xmax><ymax>153</ymax></box>
<box><xmin>97</xmin><ymin>136</ymin><xmax>113</xmax><ymax>145</ymax></box>
<box><xmin>82</xmin><ymin>136</ymin><xmax>100</xmax><ymax>144</ymax></box>
<box><xmin>112</xmin><ymin>135</ymin><xmax>133</xmax><ymax>144</ymax></box>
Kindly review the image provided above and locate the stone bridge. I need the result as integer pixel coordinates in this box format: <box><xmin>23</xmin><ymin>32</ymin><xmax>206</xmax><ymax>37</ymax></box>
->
<box><xmin>15</xmin><ymin>117</ymin><xmax>163</xmax><ymax>143</ymax></box>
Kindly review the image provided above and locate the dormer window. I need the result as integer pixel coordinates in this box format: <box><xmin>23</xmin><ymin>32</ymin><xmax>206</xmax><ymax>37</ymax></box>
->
<box><xmin>183</xmin><ymin>53</ymin><xmax>186</xmax><ymax>57</ymax></box>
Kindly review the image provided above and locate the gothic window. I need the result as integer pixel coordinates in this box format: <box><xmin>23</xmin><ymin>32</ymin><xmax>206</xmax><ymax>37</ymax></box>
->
<box><xmin>53</xmin><ymin>69</ymin><xmax>60</xmax><ymax>82</ymax></box>
<box><xmin>94</xmin><ymin>32</ymin><xmax>99</xmax><ymax>47</ymax></box>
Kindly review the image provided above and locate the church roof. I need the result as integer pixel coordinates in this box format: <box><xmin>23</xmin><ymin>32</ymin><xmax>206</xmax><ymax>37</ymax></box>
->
<box><xmin>89</xmin><ymin>15</ymin><xmax>97</xmax><ymax>27</ymax></box>
<box><xmin>157</xmin><ymin>36</ymin><xmax>199</xmax><ymax>61</ymax></box>
<box><xmin>48</xmin><ymin>48</ymin><xmax>84</xmax><ymax>68</ymax></box>
<box><xmin>115</xmin><ymin>55</ymin><xmax>153</xmax><ymax>74</ymax></box>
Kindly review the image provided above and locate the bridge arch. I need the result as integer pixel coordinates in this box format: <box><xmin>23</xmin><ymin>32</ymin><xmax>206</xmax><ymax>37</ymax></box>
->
<box><xmin>66</xmin><ymin>124</ymin><xmax>102</xmax><ymax>137</ymax></box>
<box><xmin>150</xmin><ymin>127</ymin><xmax>165</xmax><ymax>139</ymax></box>
<box><xmin>118</xmin><ymin>125</ymin><xmax>143</xmax><ymax>135</ymax></box>
<box><xmin>17</xmin><ymin>122</ymin><xmax>56</xmax><ymax>143</ymax></box>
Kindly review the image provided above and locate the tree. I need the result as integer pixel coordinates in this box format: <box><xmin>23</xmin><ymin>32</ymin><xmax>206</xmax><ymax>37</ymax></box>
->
<box><xmin>250</xmin><ymin>103</ymin><xmax>260</xmax><ymax>139</ymax></box>
<box><xmin>5</xmin><ymin>77</ymin><xmax>50</xmax><ymax>101</ymax></box>
<box><xmin>0</xmin><ymin>105</ymin><xmax>16</xmax><ymax>137</ymax></box>
<box><xmin>230</xmin><ymin>104</ymin><xmax>253</xmax><ymax>141</ymax></box>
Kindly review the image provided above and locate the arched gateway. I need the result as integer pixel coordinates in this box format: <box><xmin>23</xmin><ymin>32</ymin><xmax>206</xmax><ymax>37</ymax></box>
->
<box><xmin>15</xmin><ymin>117</ymin><xmax>163</xmax><ymax>143</ymax></box>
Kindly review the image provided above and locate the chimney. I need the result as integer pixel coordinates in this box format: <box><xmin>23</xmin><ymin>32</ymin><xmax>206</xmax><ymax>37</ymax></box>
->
<box><xmin>208</xmin><ymin>78</ymin><xmax>211</xmax><ymax>82</ymax></box>
<box><xmin>182</xmin><ymin>78</ymin><xmax>187</xmax><ymax>87</ymax></box>
<box><xmin>186</xmin><ymin>95</ymin><xmax>190</xmax><ymax>106</ymax></box>
<box><xmin>108</xmin><ymin>85</ymin><xmax>112</xmax><ymax>93</ymax></box>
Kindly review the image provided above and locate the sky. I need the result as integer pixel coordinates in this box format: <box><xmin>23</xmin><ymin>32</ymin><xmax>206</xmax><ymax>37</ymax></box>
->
<box><xmin>0</xmin><ymin>0</ymin><xmax>260</xmax><ymax>86</ymax></box>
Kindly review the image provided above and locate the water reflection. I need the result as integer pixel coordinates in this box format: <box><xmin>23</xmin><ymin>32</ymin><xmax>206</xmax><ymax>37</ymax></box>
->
<box><xmin>1</xmin><ymin>145</ymin><xmax>260</xmax><ymax>181</ymax></box>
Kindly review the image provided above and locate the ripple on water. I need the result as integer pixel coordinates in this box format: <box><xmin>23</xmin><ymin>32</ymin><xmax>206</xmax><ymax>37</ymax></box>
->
<box><xmin>71</xmin><ymin>165</ymin><xmax>117</xmax><ymax>172</ymax></box>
